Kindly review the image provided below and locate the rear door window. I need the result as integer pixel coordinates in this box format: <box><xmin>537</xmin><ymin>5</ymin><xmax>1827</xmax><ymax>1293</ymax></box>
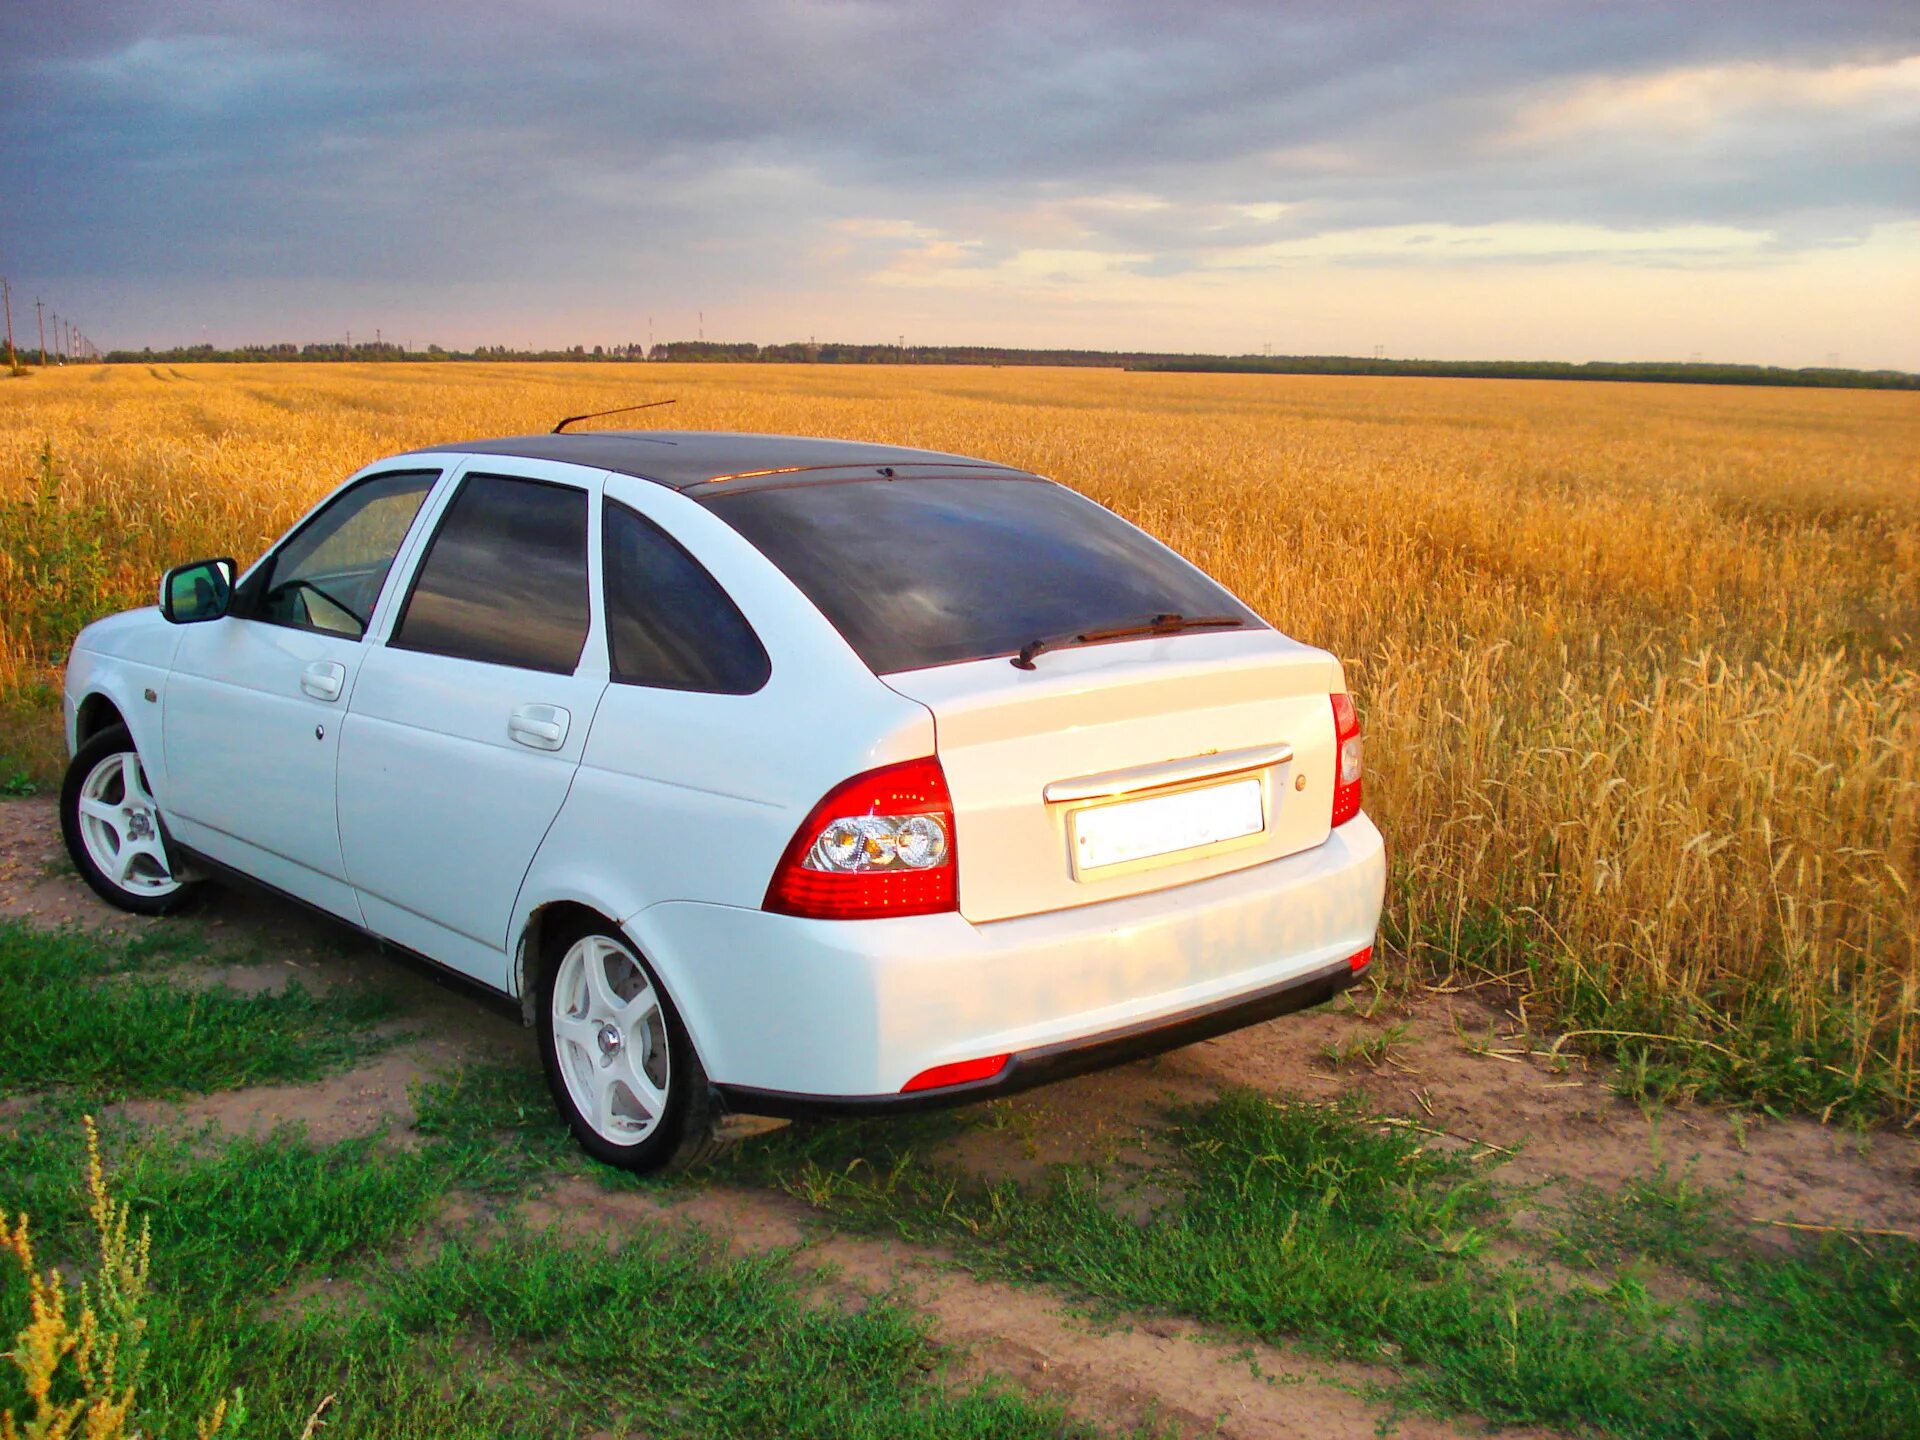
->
<box><xmin>390</xmin><ymin>474</ymin><xmax>590</xmax><ymax>674</ymax></box>
<box><xmin>701</xmin><ymin>477</ymin><xmax>1261</xmax><ymax>674</ymax></box>
<box><xmin>603</xmin><ymin>501</ymin><xmax>769</xmax><ymax>693</ymax></box>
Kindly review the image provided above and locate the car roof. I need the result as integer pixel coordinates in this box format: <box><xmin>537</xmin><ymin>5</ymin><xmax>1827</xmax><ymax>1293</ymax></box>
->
<box><xmin>398</xmin><ymin>430</ymin><xmax>1033</xmax><ymax>492</ymax></box>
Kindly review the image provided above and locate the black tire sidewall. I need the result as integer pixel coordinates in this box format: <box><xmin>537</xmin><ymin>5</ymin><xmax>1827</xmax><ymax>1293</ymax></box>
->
<box><xmin>535</xmin><ymin>917</ymin><xmax>706</xmax><ymax>1172</ymax></box>
<box><xmin>59</xmin><ymin>726</ymin><xmax>197</xmax><ymax>917</ymax></box>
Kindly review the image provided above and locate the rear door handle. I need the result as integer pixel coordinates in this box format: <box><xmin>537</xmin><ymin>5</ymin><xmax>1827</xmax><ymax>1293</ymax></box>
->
<box><xmin>300</xmin><ymin>660</ymin><xmax>346</xmax><ymax>702</ymax></box>
<box><xmin>508</xmin><ymin>703</ymin><xmax>571</xmax><ymax>751</ymax></box>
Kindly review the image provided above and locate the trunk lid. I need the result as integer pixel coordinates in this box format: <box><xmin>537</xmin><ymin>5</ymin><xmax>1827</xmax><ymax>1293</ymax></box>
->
<box><xmin>884</xmin><ymin>629</ymin><xmax>1340</xmax><ymax>923</ymax></box>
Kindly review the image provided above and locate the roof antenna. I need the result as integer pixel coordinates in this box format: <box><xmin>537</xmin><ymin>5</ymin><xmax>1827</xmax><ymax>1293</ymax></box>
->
<box><xmin>551</xmin><ymin>398</ymin><xmax>677</xmax><ymax>434</ymax></box>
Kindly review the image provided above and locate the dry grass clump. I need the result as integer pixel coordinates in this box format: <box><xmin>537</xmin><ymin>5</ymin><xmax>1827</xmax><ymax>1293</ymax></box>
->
<box><xmin>1</xmin><ymin>363</ymin><xmax>1914</xmax><ymax>1113</ymax></box>
<box><xmin>1</xmin><ymin>1118</ymin><xmax>226</xmax><ymax>1440</ymax></box>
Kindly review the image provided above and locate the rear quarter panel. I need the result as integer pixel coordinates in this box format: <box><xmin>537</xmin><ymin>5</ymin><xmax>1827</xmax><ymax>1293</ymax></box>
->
<box><xmin>508</xmin><ymin>477</ymin><xmax>940</xmax><ymax>1051</ymax></box>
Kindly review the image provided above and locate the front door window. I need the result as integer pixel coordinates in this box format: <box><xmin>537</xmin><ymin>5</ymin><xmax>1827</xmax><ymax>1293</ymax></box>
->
<box><xmin>247</xmin><ymin>470</ymin><xmax>438</xmax><ymax>638</ymax></box>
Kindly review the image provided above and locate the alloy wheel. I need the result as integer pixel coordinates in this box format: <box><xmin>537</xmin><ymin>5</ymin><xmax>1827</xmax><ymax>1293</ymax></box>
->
<box><xmin>75</xmin><ymin>750</ymin><xmax>180</xmax><ymax>898</ymax></box>
<box><xmin>550</xmin><ymin>933</ymin><xmax>672</xmax><ymax>1145</ymax></box>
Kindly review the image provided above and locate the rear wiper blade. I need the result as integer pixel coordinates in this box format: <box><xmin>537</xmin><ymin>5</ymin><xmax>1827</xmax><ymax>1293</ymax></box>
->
<box><xmin>1010</xmin><ymin>613</ymin><xmax>1245</xmax><ymax>670</ymax></box>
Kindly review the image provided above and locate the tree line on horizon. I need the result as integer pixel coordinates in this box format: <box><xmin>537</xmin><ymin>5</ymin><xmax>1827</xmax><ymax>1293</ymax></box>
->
<box><xmin>89</xmin><ymin>338</ymin><xmax>1918</xmax><ymax>390</ymax></box>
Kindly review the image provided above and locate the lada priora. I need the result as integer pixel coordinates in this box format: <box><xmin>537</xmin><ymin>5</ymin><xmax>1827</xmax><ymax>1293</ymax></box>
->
<box><xmin>61</xmin><ymin>430</ymin><xmax>1384</xmax><ymax>1170</ymax></box>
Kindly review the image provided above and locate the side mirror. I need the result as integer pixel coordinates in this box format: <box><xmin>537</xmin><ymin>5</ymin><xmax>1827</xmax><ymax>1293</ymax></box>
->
<box><xmin>159</xmin><ymin>557</ymin><xmax>236</xmax><ymax>624</ymax></box>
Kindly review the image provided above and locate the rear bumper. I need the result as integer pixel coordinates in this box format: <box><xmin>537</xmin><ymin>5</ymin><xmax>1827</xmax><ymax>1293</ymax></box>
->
<box><xmin>631</xmin><ymin>811</ymin><xmax>1385</xmax><ymax>1106</ymax></box>
<box><xmin>717</xmin><ymin>948</ymin><xmax>1370</xmax><ymax>1116</ymax></box>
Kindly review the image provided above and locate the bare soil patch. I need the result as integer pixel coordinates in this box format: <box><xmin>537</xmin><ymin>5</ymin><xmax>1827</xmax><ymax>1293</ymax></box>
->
<box><xmin>112</xmin><ymin>1030</ymin><xmax>531</xmax><ymax>1145</ymax></box>
<box><xmin>0</xmin><ymin>795</ymin><xmax>134</xmax><ymax>932</ymax></box>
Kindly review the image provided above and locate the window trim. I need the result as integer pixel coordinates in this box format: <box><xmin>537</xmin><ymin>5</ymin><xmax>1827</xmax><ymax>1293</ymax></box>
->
<box><xmin>387</xmin><ymin>470</ymin><xmax>594</xmax><ymax>677</ymax></box>
<box><xmin>234</xmin><ymin>468</ymin><xmax>442</xmax><ymax>642</ymax></box>
<box><xmin>601</xmin><ymin>498</ymin><xmax>771</xmax><ymax>696</ymax></box>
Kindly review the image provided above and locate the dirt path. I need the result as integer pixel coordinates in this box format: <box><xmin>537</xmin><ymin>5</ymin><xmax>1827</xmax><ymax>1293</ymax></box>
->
<box><xmin>6</xmin><ymin>794</ymin><xmax>1917</xmax><ymax>1436</ymax></box>
<box><xmin>934</xmin><ymin>997</ymin><xmax>1920</xmax><ymax>1238</ymax></box>
<box><xmin>522</xmin><ymin>1176</ymin><xmax>1551</xmax><ymax>1440</ymax></box>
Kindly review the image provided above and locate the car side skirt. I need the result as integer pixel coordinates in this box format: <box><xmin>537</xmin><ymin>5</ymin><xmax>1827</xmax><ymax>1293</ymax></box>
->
<box><xmin>715</xmin><ymin>951</ymin><xmax>1369</xmax><ymax>1118</ymax></box>
<box><xmin>170</xmin><ymin>839</ymin><xmax>523</xmax><ymax>1020</ymax></box>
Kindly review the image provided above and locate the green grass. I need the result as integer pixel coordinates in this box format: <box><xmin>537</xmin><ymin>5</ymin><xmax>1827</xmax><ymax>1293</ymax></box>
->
<box><xmin>6</xmin><ymin>900</ymin><xmax>1911</xmax><ymax>1438</ymax></box>
<box><xmin>0</xmin><ymin>1104</ymin><xmax>1120</xmax><ymax>1440</ymax></box>
<box><xmin>380</xmin><ymin>1230</ymin><xmax>1112</xmax><ymax>1440</ymax></box>
<box><xmin>1392</xmin><ymin>902</ymin><xmax>1912</xmax><ymax>1125</ymax></box>
<box><xmin>0</xmin><ymin>1107</ymin><xmax>451</xmax><ymax>1299</ymax></box>
<box><xmin>409</xmin><ymin>1056</ymin><xmax>581</xmax><ymax>1192</ymax></box>
<box><xmin>1319</xmin><ymin>1017</ymin><xmax>1412</xmax><ymax>1070</ymax></box>
<box><xmin>0</xmin><ymin>919</ymin><xmax>397</xmax><ymax>1099</ymax></box>
<box><xmin>0</xmin><ymin>681</ymin><xmax>63</xmax><ymax>793</ymax></box>
<box><xmin>1550</xmin><ymin>1168</ymin><xmax>1737</xmax><ymax>1274</ymax></box>
<box><xmin>11</xmin><ymin>1046</ymin><xmax>1915</xmax><ymax>1439</ymax></box>
<box><xmin>725</xmin><ymin>1088</ymin><xmax>1920</xmax><ymax>1440</ymax></box>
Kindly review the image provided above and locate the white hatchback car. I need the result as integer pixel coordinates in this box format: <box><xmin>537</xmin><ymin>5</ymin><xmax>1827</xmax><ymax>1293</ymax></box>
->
<box><xmin>61</xmin><ymin>430</ymin><xmax>1384</xmax><ymax>1170</ymax></box>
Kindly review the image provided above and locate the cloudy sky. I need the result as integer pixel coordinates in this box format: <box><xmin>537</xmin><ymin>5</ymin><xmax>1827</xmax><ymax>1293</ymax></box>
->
<box><xmin>5</xmin><ymin>1</ymin><xmax>1917</xmax><ymax>366</ymax></box>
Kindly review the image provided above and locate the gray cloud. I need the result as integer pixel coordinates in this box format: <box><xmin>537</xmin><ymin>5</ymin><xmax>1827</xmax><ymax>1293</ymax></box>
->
<box><xmin>4</xmin><ymin>0</ymin><xmax>1916</xmax><ymax>351</ymax></box>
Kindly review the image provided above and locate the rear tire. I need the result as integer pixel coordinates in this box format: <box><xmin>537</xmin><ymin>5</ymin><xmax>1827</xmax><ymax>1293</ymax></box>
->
<box><xmin>60</xmin><ymin>726</ymin><xmax>200</xmax><ymax>916</ymax></box>
<box><xmin>535</xmin><ymin>916</ymin><xmax>718</xmax><ymax>1173</ymax></box>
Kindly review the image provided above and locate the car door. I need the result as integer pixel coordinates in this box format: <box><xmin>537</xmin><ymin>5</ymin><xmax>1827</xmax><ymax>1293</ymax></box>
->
<box><xmin>162</xmin><ymin>468</ymin><xmax>442</xmax><ymax>920</ymax></box>
<box><xmin>335</xmin><ymin>462</ymin><xmax>608</xmax><ymax>991</ymax></box>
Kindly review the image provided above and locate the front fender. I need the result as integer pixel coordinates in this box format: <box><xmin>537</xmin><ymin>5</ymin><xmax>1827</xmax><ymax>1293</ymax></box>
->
<box><xmin>63</xmin><ymin>647</ymin><xmax>175</xmax><ymax>801</ymax></box>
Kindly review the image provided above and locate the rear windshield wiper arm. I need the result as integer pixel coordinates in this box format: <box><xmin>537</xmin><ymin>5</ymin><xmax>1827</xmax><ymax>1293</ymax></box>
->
<box><xmin>1011</xmin><ymin>613</ymin><xmax>1245</xmax><ymax>670</ymax></box>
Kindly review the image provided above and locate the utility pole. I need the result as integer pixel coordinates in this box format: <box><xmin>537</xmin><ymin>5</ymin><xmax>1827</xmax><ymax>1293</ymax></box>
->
<box><xmin>2</xmin><ymin>279</ymin><xmax>16</xmax><ymax>373</ymax></box>
<box><xmin>34</xmin><ymin>298</ymin><xmax>46</xmax><ymax>366</ymax></box>
<box><xmin>50</xmin><ymin>311</ymin><xmax>60</xmax><ymax>362</ymax></box>
<box><xmin>698</xmin><ymin>311</ymin><xmax>704</xmax><ymax>343</ymax></box>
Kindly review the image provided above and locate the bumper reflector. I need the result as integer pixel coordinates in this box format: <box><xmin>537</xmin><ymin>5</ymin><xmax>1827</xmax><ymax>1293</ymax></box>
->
<box><xmin>1349</xmin><ymin>945</ymin><xmax>1374</xmax><ymax>972</ymax></box>
<box><xmin>901</xmin><ymin>1054</ymin><xmax>1012</xmax><ymax>1093</ymax></box>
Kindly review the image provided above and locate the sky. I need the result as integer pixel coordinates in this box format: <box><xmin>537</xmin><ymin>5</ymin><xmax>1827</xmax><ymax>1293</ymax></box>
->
<box><xmin>4</xmin><ymin>1</ymin><xmax>1917</xmax><ymax>367</ymax></box>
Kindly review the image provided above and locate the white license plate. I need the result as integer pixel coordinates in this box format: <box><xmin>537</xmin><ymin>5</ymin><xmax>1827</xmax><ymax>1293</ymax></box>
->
<box><xmin>1070</xmin><ymin>777</ymin><xmax>1266</xmax><ymax>875</ymax></box>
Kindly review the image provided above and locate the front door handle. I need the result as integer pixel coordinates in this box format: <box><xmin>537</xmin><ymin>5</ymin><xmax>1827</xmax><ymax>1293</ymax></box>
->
<box><xmin>301</xmin><ymin>660</ymin><xmax>346</xmax><ymax>702</ymax></box>
<box><xmin>508</xmin><ymin>703</ymin><xmax>571</xmax><ymax>751</ymax></box>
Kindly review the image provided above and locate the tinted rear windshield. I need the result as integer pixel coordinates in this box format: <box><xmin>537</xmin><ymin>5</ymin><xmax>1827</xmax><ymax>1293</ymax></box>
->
<box><xmin>702</xmin><ymin>476</ymin><xmax>1263</xmax><ymax>674</ymax></box>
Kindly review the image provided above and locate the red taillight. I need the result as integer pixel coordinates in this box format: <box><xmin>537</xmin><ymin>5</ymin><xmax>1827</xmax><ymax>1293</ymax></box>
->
<box><xmin>764</xmin><ymin>756</ymin><xmax>958</xmax><ymax>920</ymax></box>
<box><xmin>1330</xmin><ymin>693</ymin><xmax>1363</xmax><ymax>827</ymax></box>
<box><xmin>902</xmin><ymin>1054</ymin><xmax>1010</xmax><ymax>1092</ymax></box>
<box><xmin>1348</xmin><ymin>944</ymin><xmax>1373</xmax><ymax>972</ymax></box>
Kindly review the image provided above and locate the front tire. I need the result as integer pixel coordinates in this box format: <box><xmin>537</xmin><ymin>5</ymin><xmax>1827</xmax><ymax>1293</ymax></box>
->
<box><xmin>60</xmin><ymin>726</ymin><xmax>199</xmax><ymax>916</ymax></box>
<box><xmin>536</xmin><ymin>918</ymin><xmax>717</xmax><ymax>1173</ymax></box>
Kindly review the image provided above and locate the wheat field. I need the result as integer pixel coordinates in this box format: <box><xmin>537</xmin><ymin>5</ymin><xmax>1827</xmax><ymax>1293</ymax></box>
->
<box><xmin>3</xmin><ymin>362</ymin><xmax>1915</xmax><ymax>1115</ymax></box>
